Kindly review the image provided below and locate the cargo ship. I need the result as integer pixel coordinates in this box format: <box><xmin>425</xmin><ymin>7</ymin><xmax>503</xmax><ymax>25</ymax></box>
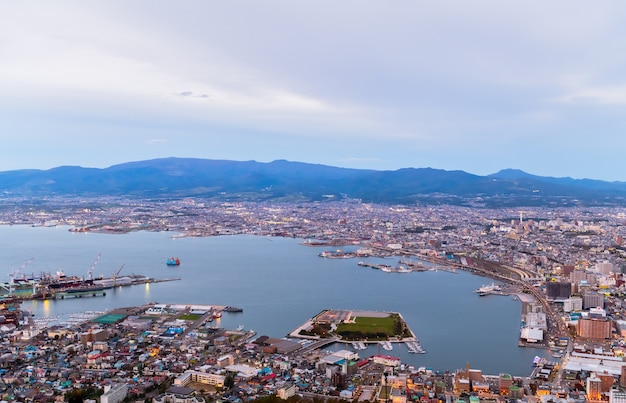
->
<box><xmin>43</xmin><ymin>272</ymin><xmax>96</xmax><ymax>291</ymax></box>
<box><xmin>166</xmin><ymin>257</ymin><xmax>180</xmax><ymax>266</ymax></box>
<box><xmin>223</xmin><ymin>306</ymin><xmax>243</xmax><ymax>312</ymax></box>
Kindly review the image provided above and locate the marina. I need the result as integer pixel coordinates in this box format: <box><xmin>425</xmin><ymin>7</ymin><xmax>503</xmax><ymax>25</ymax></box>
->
<box><xmin>406</xmin><ymin>340</ymin><xmax>427</xmax><ymax>354</ymax></box>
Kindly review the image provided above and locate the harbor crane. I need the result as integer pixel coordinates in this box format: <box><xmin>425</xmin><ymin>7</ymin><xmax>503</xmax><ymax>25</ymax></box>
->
<box><xmin>112</xmin><ymin>263</ymin><xmax>125</xmax><ymax>286</ymax></box>
<box><xmin>8</xmin><ymin>257</ymin><xmax>34</xmax><ymax>282</ymax></box>
<box><xmin>87</xmin><ymin>253</ymin><xmax>101</xmax><ymax>281</ymax></box>
<box><xmin>5</xmin><ymin>258</ymin><xmax>34</xmax><ymax>296</ymax></box>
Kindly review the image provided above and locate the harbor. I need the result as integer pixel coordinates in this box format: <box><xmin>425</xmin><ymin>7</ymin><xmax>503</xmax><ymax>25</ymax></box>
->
<box><xmin>0</xmin><ymin>275</ymin><xmax>181</xmax><ymax>302</ymax></box>
<box><xmin>8</xmin><ymin>228</ymin><xmax>552</xmax><ymax>376</ymax></box>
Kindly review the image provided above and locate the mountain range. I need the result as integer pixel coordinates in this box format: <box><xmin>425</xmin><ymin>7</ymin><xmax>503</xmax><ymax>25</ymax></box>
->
<box><xmin>1</xmin><ymin>158</ymin><xmax>625</xmax><ymax>207</ymax></box>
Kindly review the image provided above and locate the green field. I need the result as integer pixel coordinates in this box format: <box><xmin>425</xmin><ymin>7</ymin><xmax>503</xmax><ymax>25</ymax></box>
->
<box><xmin>178</xmin><ymin>313</ymin><xmax>202</xmax><ymax>321</ymax></box>
<box><xmin>336</xmin><ymin>314</ymin><xmax>405</xmax><ymax>340</ymax></box>
<box><xmin>92</xmin><ymin>313</ymin><xmax>127</xmax><ymax>324</ymax></box>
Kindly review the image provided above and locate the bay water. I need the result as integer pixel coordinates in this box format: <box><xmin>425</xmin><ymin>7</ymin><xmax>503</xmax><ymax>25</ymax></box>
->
<box><xmin>0</xmin><ymin>225</ymin><xmax>550</xmax><ymax>376</ymax></box>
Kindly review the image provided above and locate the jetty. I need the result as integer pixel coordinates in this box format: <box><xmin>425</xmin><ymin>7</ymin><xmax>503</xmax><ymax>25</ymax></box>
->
<box><xmin>56</xmin><ymin>289</ymin><xmax>107</xmax><ymax>299</ymax></box>
<box><xmin>406</xmin><ymin>340</ymin><xmax>426</xmax><ymax>354</ymax></box>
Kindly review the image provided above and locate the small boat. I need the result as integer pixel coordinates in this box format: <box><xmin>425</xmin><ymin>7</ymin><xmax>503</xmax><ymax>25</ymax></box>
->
<box><xmin>166</xmin><ymin>257</ymin><xmax>180</xmax><ymax>266</ymax></box>
<box><xmin>380</xmin><ymin>341</ymin><xmax>393</xmax><ymax>351</ymax></box>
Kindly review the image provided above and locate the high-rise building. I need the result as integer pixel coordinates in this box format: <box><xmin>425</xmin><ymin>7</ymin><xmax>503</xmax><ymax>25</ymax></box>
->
<box><xmin>499</xmin><ymin>373</ymin><xmax>513</xmax><ymax>395</ymax></box>
<box><xmin>564</xmin><ymin>297</ymin><xmax>583</xmax><ymax>312</ymax></box>
<box><xmin>546</xmin><ymin>281</ymin><xmax>572</xmax><ymax>301</ymax></box>
<box><xmin>587</xmin><ymin>376</ymin><xmax>602</xmax><ymax>401</ymax></box>
<box><xmin>584</xmin><ymin>292</ymin><xmax>605</xmax><ymax>309</ymax></box>
<box><xmin>577</xmin><ymin>318</ymin><xmax>612</xmax><ymax>339</ymax></box>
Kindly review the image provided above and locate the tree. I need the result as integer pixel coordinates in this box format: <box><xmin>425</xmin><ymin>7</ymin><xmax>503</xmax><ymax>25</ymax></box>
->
<box><xmin>224</xmin><ymin>373</ymin><xmax>236</xmax><ymax>390</ymax></box>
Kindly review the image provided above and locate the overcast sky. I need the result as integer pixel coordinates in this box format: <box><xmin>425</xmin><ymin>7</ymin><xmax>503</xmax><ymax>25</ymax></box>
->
<box><xmin>1</xmin><ymin>2</ymin><xmax>625</xmax><ymax>180</ymax></box>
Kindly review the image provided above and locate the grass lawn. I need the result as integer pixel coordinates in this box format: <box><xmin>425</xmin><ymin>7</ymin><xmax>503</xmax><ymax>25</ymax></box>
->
<box><xmin>336</xmin><ymin>315</ymin><xmax>396</xmax><ymax>337</ymax></box>
<box><xmin>179</xmin><ymin>313</ymin><xmax>202</xmax><ymax>321</ymax></box>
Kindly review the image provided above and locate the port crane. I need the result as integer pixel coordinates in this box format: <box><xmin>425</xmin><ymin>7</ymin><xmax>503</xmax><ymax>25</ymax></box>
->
<box><xmin>4</xmin><ymin>258</ymin><xmax>34</xmax><ymax>296</ymax></box>
<box><xmin>8</xmin><ymin>257</ymin><xmax>34</xmax><ymax>282</ymax></box>
<box><xmin>87</xmin><ymin>253</ymin><xmax>101</xmax><ymax>281</ymax></box>
<box><xmin>112</xmin><ymin>263</ymin><xmax>125</xmax><ymax>286</ymax></box>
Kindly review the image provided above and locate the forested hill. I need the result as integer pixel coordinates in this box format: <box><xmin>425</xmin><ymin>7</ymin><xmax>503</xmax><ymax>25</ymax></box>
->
<box><xmin>0</xmin><ymin>158</ymin><xmax>625</xmax><ymax>207</ymax></box>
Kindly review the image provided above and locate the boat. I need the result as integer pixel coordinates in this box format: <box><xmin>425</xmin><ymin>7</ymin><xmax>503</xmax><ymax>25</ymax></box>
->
<box><xmin>551</xmin><ymin>350</ymin><xmax>564</xmax><ymax>358</ymax></box>
<box><xmin>474</xmin><ymin>283</ymin><xmax>502</xmax><ymax>296</ymax></box>
<box><xmin>406</xmin><ymin>340</ymin><xmax>426</xmax><ymax>354</ymax></box>
<box><xmin>318</xmin><ymin>249</ymin><xmax>354</xmax><ymax>258</ymax></box>
<box><xmin>223</xmin><ymin>306</ymin><xmax>243</xmax><ymax>312</ymax></box>
<box><xmin>380</xmin><ymin>341</ymin><xmax>393</xmax><ymax>351</ymax></box>
<box><xmin>166</xmin><ymin>257</ymin><xmax>180</xmax><ymax>266</ymax></box>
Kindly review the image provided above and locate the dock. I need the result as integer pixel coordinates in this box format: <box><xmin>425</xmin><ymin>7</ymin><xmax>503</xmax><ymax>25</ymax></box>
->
<box><xmin>358</xmin><ymin>261</ymin><xmax>392</xmax><ymax>270</ymax></box>
<box><xmin>57</xmin><ymin>290</ymin><xmax>107</xmax><ymax>299</ymax></box>
<box><xmin>11</xmin><ymin>276</ymin><xmax>181</xmax><ymax>302</ymax></box>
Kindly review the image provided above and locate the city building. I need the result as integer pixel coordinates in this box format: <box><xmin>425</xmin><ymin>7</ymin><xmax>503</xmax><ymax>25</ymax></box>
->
<box><xmin>577</xmin><ymin>318</ymin><xmax>612</xmax><ymax>339</ymax></box>
<box><xmin>100</xmin><ymin>383</ymin><xmax>128</xmax><ymax>403</ymax></box>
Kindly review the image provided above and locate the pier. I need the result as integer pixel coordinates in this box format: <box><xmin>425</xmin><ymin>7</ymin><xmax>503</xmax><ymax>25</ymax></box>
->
<box><xmin>56</xmin><ymin>290</ymin><xmax>107</xmax><ymax>299</ymax></box>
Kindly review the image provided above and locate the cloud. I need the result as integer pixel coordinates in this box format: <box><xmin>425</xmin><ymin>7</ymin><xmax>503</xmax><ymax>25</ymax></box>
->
<box><xmin>2</xmin><ymin>1</ymin><xmax>626</xmax><ymax>179</ymax></box>
<box><xmin>552</xmin><ymin>85</ymin><xmax>626</xmax><ymax>105</ymax></box>
<box><xmin>146</xmin><ymin>139</ymin><xmax>167</xmax><ymax>145</ymax></box>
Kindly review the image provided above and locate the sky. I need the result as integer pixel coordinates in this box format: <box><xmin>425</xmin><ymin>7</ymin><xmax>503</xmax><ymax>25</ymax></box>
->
<box><xmin>1</xmin><ymin>2</ymin><xmax>625</xmax><ymax>181</ymax></box>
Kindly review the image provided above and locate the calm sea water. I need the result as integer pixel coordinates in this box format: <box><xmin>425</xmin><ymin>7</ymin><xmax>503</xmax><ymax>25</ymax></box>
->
<box><xmin>1</xmin><ymin>225</ymin><xmax>550</xmax><ymax>376</ymax></box>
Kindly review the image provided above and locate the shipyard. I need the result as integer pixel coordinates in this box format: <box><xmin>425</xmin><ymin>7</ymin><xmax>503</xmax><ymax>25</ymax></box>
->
<box><xmin>1</xmin><ymin>270</ymin><xmax>181</xmax><ymax>302</ymax></box>
<box><xmin>1</xmin><ymin>255</ymin><xmax>181</xmax><ymax>302</ymax></box>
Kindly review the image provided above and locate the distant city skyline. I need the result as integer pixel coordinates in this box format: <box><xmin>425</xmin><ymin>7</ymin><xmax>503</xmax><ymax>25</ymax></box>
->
<box><xmin>1</xmin><ymin>2</ymin><xmax>625</xmax><ymax>181</ymax></box>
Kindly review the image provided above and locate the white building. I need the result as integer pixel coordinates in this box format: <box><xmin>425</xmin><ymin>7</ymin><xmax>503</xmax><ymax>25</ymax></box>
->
<box><xmin>526</xmin><ymin>312</ymin><xmax>547</xmax><ymax>330</ymax></box>
<box><xmin>100</xmin><ymin>383</ymin><xmax>128</xmax><ymax>403</ymax></box>
<box><xmin>372</xmin><ymin>354</ymin><xmax>401</xmax><ymax>367</ymax></box>
<box><xmin>610</xmin><ymin>388</ymin><xmax>626</xmax><ymax>403</ymax></box>
<box><xmin>520</xmin><ymin>327</ymin><xmax>544</xmax><ymax>343</ymax></box>
<box><xmin>174</xmin><ymin>371</ymin><xmax>225</xmax><ymax>387</ymax></box>
<box><xmin>277</xmin><ymin>384</ymin><xmax>296</xmax><ymax>400</ymax></box>
<box><xmin>563</xmin><ymin>297</ymin><xmax>583</xmax><ymax>313</ymax></box>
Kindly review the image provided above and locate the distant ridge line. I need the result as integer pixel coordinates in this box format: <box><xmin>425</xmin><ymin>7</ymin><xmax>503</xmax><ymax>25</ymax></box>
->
<box><xmin>0</xmin><ymin>157</ymin><xmax>624</xmax><ymax>207</ymax></box>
